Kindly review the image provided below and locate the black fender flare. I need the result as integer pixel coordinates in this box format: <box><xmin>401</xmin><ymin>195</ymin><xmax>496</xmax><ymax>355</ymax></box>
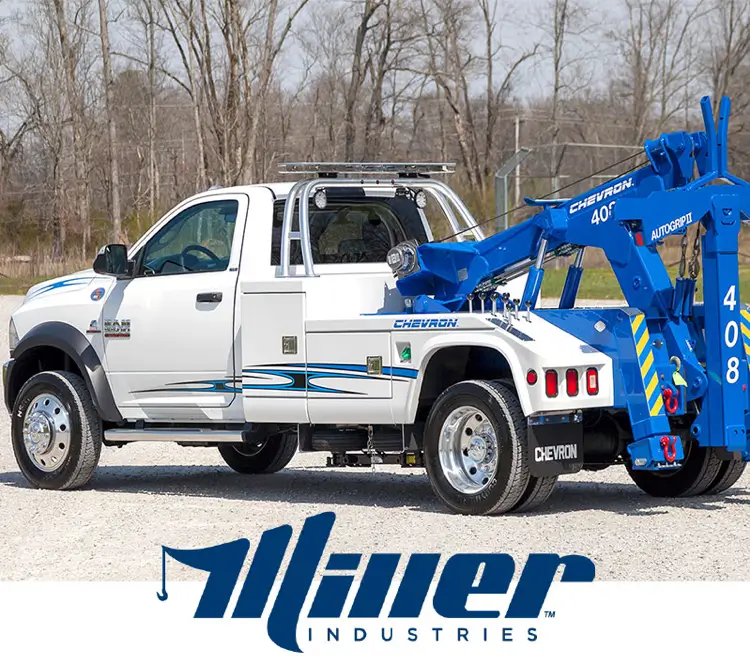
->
<box><xmin>10</xmin><ymin>321</ymin><xmax>122</xmax><ymax>423</ymax></box>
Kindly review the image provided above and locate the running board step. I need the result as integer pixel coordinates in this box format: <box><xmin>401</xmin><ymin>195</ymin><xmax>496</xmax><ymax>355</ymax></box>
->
<box><xmin>103</xmin><ymin>428</ymin><xmax>244</xmax><ymax>444</ymax></box>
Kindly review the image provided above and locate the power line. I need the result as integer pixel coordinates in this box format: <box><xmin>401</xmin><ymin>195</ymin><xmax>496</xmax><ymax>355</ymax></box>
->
<box><xmin>436</xmin><ymin>150</ymin><xmax>647</xmax><ymax>242</ymax></box>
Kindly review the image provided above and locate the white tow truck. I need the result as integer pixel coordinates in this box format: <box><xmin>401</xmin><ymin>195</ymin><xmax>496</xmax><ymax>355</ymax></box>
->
<box><xmin>3</xmin><ymin>163</ymin><xmax>612</xmax><ymax>515</ymax></box>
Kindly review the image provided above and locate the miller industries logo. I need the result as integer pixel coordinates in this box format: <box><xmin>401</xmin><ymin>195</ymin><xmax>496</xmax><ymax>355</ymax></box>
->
<box><xmin>156</xmin><ymin>512</ymin><xmax>595</xmax><ymax>653</ymax></box>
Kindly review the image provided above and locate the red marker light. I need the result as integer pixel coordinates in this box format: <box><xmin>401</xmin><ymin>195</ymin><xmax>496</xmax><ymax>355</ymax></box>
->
<box><xmin>566</xmin><ymin>368</ymin><xmax>579</xmax><ymax>396</ymax></box>
<box><xmin>527</xmin><ymin>369</ymin><xmax>538</xmax><ymax>385</ymax></box>
<box><xmin>545</xmin><ymin>370</ymin><xmax>559</xmax><ymax>397</ymax></box>
<box><xmin>586</xmin><ymin>368</ymin><xmax>599</xmax><ymax>395</ymax></box>
<box><xmin>635</xmin><ymin>232</ymin><xmax>644</xmax><ymax>246</ymax></box>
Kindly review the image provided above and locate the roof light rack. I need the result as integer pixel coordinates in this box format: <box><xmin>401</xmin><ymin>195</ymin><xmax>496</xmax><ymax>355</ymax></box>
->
<box><xmin>278</xmin><ymin>162</ymin><xmax>456</xmax><ymax>178</ymax></box>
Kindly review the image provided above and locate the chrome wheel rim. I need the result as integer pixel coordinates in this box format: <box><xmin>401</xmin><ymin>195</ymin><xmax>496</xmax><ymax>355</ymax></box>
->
<box><xmin>23</xmin><ymin>393</ymin><xmax>72</xmax><ymax>472</ymax></box>
<box><xmin>438</xmin><ymin>406</ymin><xmax>498</xmax><ymax>494</ymax></box>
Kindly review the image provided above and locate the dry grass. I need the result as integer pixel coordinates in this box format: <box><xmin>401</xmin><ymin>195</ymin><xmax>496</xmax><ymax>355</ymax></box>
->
<box><xmin>0</xmin><ymin>254</ymin><xmax>89</xmax><ymax>295</ymax></box>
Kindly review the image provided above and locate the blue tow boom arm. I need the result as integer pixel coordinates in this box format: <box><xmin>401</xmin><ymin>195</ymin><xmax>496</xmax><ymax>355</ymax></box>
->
<box><xmin>394</xmin><ymin>96</ymin><xmax>750</xmax><ymax>462</ymax></box>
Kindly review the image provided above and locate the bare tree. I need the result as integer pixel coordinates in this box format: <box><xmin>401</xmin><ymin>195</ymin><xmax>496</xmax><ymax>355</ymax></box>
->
<box><xmin>343</xmin><ymin>0</ymin><xmax>383</xmax><ymax>161</ymax></box>
<box><xmin>4</xmin><ymin>10</ymin><xmax>69</xmax><ymax>254</ymax></box>
<box><xmin>50</xmin><ymin>0</ymin><xmax>93</xmax><ymax>255</ymax></box>
<box><xmin>244</xmin><ymin>0</ymin><xmax>311</xmax><ymax>182</ymax></box>
<box><xmin>535</xmin><ymin>0</ymin><xmax>592</xmax><ymax>188</ymax></box>
<box><xmin>477</xmin><ymin>0</ymin><xmax>537</xmax><ymax>176</ymax></box>
<box><xmin>419</xmin><ymin>0</ymin><xmax>537</xmax><ymax>190</ymax></box>
<box><xmin>133</xmin><ymin>0</ymin><xmax>161</xmax><ymax>220</ymax></box>
<box><xmin>159</xmin><ymin>0</ymin><xmax>208</xmax><ymax>189</ymax></box>
<box><xmin>706</xmin><ymin>0</ymin><xmax>750</xmax><ymax>120</ymax></box>
<box><xmin>609</xmin><ymin>0</ymin><xmax>709</xmax><ymax>144</ymax></box>
<box><xmin>97</xmin><ymin>0</ymin><xmax>122</xmax><ymax>242</ymax></box>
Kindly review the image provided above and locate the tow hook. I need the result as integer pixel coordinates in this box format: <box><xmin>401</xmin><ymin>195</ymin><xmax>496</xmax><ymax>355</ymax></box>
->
<box><xmin>662</xmin><ymin>387</ymin><xmax>679</xmax><ymax>415</ymax></box>
<box><xmin>660</xmin><ymin>435</ymin><xmax>677</xmax><ymax>462</ymax></box>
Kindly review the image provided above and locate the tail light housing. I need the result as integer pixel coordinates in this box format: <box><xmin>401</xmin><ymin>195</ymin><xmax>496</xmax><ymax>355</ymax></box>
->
<box><xmin>565</xmin><ymin>368</ymin><xmax>579</xmax><ymax>396</ymax></box>
<box><xmin>586</xmin><ymin>367</ymin><xmax>599</xmax><ymax>395</ymax></box>
<box><xmin>545</xmin><ymin>370</ymin><xmax>558</xmax><ymax>397</ymax></box>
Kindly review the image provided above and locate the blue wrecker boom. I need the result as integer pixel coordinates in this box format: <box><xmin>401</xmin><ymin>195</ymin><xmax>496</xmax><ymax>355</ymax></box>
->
<box><xmin>392</xmin><ymin>95</ymin><xmax>750</xmax><ymax>468</ymax></box>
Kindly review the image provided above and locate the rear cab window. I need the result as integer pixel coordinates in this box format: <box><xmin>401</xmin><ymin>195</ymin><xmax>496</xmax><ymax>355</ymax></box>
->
<box><xmin>271</xmin><ymin>189</ymin><xmax>430</xmax><ymax>266</ymax></box>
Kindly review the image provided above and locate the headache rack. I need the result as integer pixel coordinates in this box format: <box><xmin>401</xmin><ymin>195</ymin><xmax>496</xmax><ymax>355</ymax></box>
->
<box><xmin>276</xmin><ymin>162</ymin><xmax>483</xmax><ymax>278</ymax></box>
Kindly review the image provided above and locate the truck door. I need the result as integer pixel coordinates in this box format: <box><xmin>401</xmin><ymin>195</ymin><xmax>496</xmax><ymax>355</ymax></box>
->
<box><xmin>302</xmin><ymin>197</ymin><xmax>405</xmax><ymax>424</ymax></box>
<box><xmin>101</xmin><ymin>193</ymin><xmax>248</xmax><ymax>421</ymax></box>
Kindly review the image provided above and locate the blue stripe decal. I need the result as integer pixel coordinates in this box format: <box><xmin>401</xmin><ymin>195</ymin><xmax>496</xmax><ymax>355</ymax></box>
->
<box><xmin>242</xmin><ymin>363</ymin><xmax>419</xmax><ymax>395</ymax></box>
<box><xmin>264</xmin><ymin>363</ymin><xmax>419</xmax><ymax>379</ymax></box>
<box><xmin>244</xmin><ymin>369</ymin><xmax>358</xmax><ymax>395</ymax></box>
<box><xmin>28</xmin><ymin>277</ymin><xmax>93</xmax><ymax>299</ymax></box>
<box><xmin>134</xmin><ymin>380</ymin><xmax>242</xmax><ymax>394</ymax></box>
<box><xmin>137</xmin><ymin>363</ymin><xmax>419</xmax><ymax>397</ymax></box>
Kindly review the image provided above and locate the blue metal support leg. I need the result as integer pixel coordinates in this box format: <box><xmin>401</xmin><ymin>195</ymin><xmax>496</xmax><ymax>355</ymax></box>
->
<box><xmin>691</xmin><ymin>199</ymin><xmax>747</xmax><ymax>452</ymax></box>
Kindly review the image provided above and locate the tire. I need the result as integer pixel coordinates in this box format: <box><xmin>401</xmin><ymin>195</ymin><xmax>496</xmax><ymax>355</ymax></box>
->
<box><xmin>11</xmin><ymin>370</ymin><xmax>102</xmax><ymax>490</ymax></box>
<box><xmin>703</xmin><ymin>459</ymin><xmax>746</xmax><ymax>495</ymax></box>
<box><xmin>219</xmin><ymin>431</ymin><xmax>298</xmax><ymax>474</ymax></box>
<box><xmin>512</xmin><ymin>475</ymin><xmax>558</xmax><ymax>513</ymax></box>
<box><xmin>423</xmin><ymin>380</ymin><xmax>529</xmax><ymax>515</ymax></box>
<box><xmin>626</xmin><ymin>440</ymin><xmax>723</xmax><ymax>498</ymax></box>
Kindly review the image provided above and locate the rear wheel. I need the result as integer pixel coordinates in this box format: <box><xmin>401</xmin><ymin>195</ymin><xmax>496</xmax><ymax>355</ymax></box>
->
<box><xmin>512</xmin><ymin>475</ymin><xmax>558</xmax><ymax>512</ymax></box>
<box><xmin>626</xmin><ymin>440</ymin><xmax>722</xmax><ymax>497</ymax></box>
<box><xmin>219</xmin><ymin>431</ymin><xmax>297</xmax><ymax>474</ymax></box>
<box><xmin>423</xmin><ymin>380</ymin><xmax>530</xmax><ymax>515</ymax></box>
<box><xmin>703</xmin><ymin>459</ymin><xmax>746</xmax><ymax>495</ymax></box>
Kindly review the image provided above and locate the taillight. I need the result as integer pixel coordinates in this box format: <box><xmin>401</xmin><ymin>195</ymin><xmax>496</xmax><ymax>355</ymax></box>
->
<box><xmin>586</xmin><ymin>368</ymin><xmax>599</xmax><ymax>395</ymax></box>
<box><xmin>566</xmin><ymin>368</ymin><xmax>579</xmax><ymax>396</ymax></box>
<box><xmin>526</xmin><ymin>369</ymin><xmax>538</xmax><ymax>385</ymax></box>
<box><xmin>545</xmin><ymin>370</ymin><xmax>558</xmax><ymax>397</ymax></box>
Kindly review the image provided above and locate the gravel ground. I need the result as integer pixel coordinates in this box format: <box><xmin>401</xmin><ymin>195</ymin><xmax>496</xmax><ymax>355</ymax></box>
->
<box><xmin>0</xmin><ymin>294</ymin><xmax>748</xmax><ymax>581</ymax></box>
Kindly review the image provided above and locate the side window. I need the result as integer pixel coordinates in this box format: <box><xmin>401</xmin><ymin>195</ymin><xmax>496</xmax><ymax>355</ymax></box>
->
<box><xmin>140</xmin><ymin>200</ymin><xmax>238</xmax><ymax>276</ymax></box>
<box><xmin>271</xmin><ymin>199</ymin><xmax>410</xmax><ymax>265</ymax></box>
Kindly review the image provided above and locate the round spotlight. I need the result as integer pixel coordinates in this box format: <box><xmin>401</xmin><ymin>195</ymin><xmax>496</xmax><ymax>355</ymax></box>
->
<box><xmin>313</xmin><ymin>188</ymin><xmax>327</xmax><ymax>210</ymax></box>
<box><xmin>414</xmin><ymin>189</ymin><xmax>428</xmax><ymax>209</ymax></box>
<box><xmin>386</xmin><ymin>242</ymin><xmax>418</xmax><ymax>276</ymax></box>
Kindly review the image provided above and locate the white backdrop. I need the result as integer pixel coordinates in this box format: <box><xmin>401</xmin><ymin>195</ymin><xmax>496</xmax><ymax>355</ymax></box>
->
<box><xmin>0</xmin><ymin>581</ymin><xmax>744</xmax><ymax>662</ymax></box>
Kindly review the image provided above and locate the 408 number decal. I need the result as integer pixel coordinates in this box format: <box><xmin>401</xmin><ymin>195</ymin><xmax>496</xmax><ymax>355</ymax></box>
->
<box><xmin>723</xmin><ymin>285</ymin><xmax>740</xmax><ymax>383</ymax></box>
<box><xmin>590</xmin><ymin>201</ymin><xmax>616</xmax><ymax>225</ymax></box>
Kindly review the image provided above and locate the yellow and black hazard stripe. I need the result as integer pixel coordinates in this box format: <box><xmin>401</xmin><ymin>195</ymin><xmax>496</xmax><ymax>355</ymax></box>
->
<box><xmin>741</xmin><ymin>308</ymin><xmax>750</xmax><ymax>359</ymax></box>
<box><xmin>630</xmin><ymin>313</ymin><xmax>665</xmax><ymax>417</ymax></box>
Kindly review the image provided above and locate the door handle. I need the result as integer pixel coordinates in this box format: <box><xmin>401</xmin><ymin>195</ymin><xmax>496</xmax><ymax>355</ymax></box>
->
<box><xmin>197</xmin><ymin>292</ymin><xmax>222</xmax><ymax>303</ymax></box>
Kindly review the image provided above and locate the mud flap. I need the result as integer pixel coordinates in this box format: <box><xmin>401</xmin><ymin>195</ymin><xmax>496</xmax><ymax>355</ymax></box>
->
<box><xmin>528</xmin><ymin>420</ymin><xmax>584</xmax><ymax>477</ymax></box>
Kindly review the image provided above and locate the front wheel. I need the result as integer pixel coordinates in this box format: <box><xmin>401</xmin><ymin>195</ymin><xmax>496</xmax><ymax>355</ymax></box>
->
<box><xmin>11</xmin><ymin>371</ymin><xmax>102</xmax><ymax>490</ymax></box>
<box><xmin>219</xmin><ymin>431</ymin><xmax>298</xmax><ymax>474</ymax></box>
<box><xmin>423</xmin><ymin>380</ymin><xmax>530</xmax><ymax>515</ymax></box>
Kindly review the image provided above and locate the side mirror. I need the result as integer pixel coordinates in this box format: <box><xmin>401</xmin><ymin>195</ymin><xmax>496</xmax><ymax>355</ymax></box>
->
<box><xmin>93</xmin><ymin>244</ymin><xmax>131</xmax><ymax>278</ymax></box>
